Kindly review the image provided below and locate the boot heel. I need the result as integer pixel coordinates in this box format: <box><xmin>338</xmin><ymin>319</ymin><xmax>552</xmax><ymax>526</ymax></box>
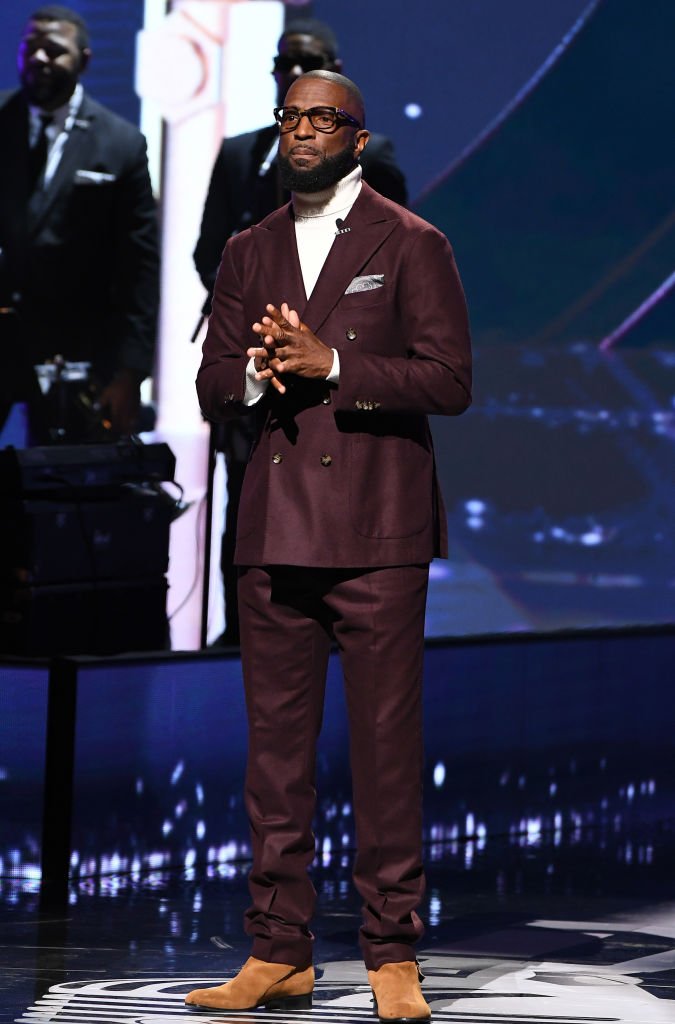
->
<box><xmin>266</xmin><ymin>992</ymin><xmax>312</xmax><ymax>1011</ymax></box>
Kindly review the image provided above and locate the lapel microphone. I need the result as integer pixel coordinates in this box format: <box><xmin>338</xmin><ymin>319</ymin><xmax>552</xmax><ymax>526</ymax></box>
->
<box><xmin>335</xmin><ymin>218</ymin><xmax>351</xmax><ymax>236</ymax></box>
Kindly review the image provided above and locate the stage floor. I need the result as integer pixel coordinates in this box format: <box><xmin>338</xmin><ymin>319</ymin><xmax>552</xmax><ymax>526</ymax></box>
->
<box><xmin>3</xmin><ymin>826</ymin><xmax>675</xmax><ymax>1024</ymax></box>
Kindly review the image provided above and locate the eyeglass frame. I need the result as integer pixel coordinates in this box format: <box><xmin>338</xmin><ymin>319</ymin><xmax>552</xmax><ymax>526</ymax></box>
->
<box><xmin>273</xmin><ymin>105</ymin><xmax>362</xmax><ymax>134</ymax></box>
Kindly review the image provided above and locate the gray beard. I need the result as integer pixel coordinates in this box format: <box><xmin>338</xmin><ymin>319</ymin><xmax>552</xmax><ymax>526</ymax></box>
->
<box><xmin>278</xmin><ymin>144</ymin><xmax>358</xmax><ymax>194</ymax></box>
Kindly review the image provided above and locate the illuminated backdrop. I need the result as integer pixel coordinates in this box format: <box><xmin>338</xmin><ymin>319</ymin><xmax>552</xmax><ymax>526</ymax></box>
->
<box><xmin>1</xmin><ymin>0</ymin><xmax>672</xmax><ymax>641</ymax></box>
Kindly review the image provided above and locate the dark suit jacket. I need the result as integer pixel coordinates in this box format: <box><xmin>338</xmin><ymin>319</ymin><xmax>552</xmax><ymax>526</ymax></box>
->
<box><xmin>194</xmin><ymin>123</ymin><xmax>407</xmax><ymax>302</ymax></box>
<box><xmin>0</xmin><ymin>89</ymin><xmax>159</xmax><ymax>381</ymax></box>
<box><xmin>197</xmin><ymin>182</ymin><xmax>472</xmax><ymax>569</ymax></box>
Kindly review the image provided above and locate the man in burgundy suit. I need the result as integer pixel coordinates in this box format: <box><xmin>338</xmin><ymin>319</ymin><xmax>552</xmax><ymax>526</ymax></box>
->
<box><xmin>186</xmin><ymin>71</ymin><xmax>471</xmax><ymax>1022</ymax></box>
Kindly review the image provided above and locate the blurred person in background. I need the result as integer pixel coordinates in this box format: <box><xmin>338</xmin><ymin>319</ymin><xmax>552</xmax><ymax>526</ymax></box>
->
<box><xmin>0</xmin><ymin>4</ymin><xmax>159</xmax><ymax>440</ymax></box>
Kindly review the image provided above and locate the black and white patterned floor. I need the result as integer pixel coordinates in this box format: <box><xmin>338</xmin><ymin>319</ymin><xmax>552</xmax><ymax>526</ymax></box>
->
<box><xmin>15</xmin><ymin>931</ymin><xmax>675</xmax><ymax>1024</ymax></box>
<box><xmin>4</xmin><ymin>831</ymin><xmax>675</xmax><ymax>1024</ymax></box>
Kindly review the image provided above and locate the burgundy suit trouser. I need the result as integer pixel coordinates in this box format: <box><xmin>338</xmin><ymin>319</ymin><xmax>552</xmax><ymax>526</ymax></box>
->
<box><xmin>237</xmin><ymin>563</ymin><xmax>429</xmax><ymax>971</ymax></box>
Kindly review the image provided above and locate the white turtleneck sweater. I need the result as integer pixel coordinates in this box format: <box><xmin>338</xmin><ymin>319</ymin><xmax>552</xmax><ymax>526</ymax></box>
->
<box><xmin>244</xmin><ymin>165</ymin><xmax>363</xmax><ymax>404</ymax></box>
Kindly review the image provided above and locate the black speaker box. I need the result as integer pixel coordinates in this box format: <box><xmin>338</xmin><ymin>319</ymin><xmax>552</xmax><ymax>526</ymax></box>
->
<box><xmin>0</xmin><ymin>494</ymin><xmax>172</xmax><ymax>584</ymax></box>
<box><xmin>0</xmin><ymin>577</ymin><xmax>169</xmax><ymax>656</ymax></box>
<box><xmin>0</xmin><ymin>442</ymin><xmax>176</xmax><ymax>495</ymax></box>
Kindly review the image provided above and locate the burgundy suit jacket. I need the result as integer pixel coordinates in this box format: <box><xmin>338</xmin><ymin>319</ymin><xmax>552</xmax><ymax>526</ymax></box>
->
<box><xmin>197</xmin><ymin>182</ymin><xmax>472</xmax><ymax>569</ymax></box>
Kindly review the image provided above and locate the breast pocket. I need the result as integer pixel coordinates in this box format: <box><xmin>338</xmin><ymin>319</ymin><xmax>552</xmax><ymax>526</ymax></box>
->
<box><xmin>339</xmin><ymin>284</ymin><xmax>389</xmax><ymax>312</ymax></box>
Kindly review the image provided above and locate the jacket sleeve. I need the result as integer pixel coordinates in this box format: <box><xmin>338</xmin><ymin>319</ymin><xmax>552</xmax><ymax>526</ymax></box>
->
<box><xmin>112</xmin><ymin>131</ymin><xmax>159</xmax><ymax>379</ymax></box>
<box><xmin>333</xmin><ymin>226</ymin><xmax>472</xmax><ymax>417</ymax></box>
<box><xmin>193</xmin><ymin>142</ymin><xmax>238</xmax><ymax>305</ymax></box>
<box><xmin>196</xmin><ymin>237</ymin><xmax>251</xmax><ymax>421</ymax></box>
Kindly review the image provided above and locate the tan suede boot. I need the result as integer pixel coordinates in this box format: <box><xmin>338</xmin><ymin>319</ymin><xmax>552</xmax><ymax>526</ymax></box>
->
<box><xmin>368</xmin><ymin>961</ymin><xmax>431</xmax><ymax>1022</ymax></box>
<box><xmin>185</xmin><ymin>956</ymin><xmax>314</xmax><ymax>1010</ymax></box>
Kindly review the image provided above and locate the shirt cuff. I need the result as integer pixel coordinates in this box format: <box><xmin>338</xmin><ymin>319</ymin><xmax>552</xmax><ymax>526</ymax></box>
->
<box><xmin>327</xmin><ymin>348</ymin><xmax>340</xmax><ymax>384</ymax></box>
<box><xmin>243</xmin><ymin>357</ymin><xmax>268</xmax><ymax>405</ymax></box>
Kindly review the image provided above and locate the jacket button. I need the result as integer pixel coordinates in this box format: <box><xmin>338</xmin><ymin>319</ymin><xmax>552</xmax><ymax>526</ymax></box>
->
<box><xmin>322</xmin><ymin>392</ymin><xmax>331</xmax><ymax>405</ymax></box>
<box><xmin>320</xmin><ymin>454</ymin><xmax>332</xmax><ymax>466</ymax></box>
<box><xmin>355</xmin><ymin>400</ymin><xmax>363</xmax><ymax>409</ymax></box>
<box><xmin>272</xmin><ymin>452</ymin><xmax>283</xmax><ymax>464</ymax></box>
<box><xmin>346</xmin><ymin>327</ymin><xmax>357</xmax><ymax>340</ymax></box>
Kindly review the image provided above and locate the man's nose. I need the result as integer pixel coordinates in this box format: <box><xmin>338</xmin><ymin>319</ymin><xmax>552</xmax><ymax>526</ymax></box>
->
<box><xmin>30</xmin><ymin>47</ymin><xmax>50</xmax><ymax>63</ymax></box>
<box><xmin>294</xmin><ymin>113</ymin><xmax>316</xmax><ymax>136</ymax></box>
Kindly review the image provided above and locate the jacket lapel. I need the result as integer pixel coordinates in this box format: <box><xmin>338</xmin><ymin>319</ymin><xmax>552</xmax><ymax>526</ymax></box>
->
<box><xmin>301</xmin><ymin>186</ymin><xmax>397</xmax><ymax>334</ymax></box>
<box><xmin>28</xmin><ymin>98</ymin><xmax>95</xmax><ymax>235</ymax></box>
<box><xmin>250</xmin><ymin>205</ymin><xmax>307</xmax><ymax>312</ymax></box>
<box><xmin>248</xmin><ymin>185</ymin><xmax>398</xmax><ymax>332</ymax></box>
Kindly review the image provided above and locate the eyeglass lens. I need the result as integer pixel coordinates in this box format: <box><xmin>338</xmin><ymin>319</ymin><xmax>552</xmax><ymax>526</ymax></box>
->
<box><xmin>273</xmin><ymin>54</ymin><xmax>327</xmax><ymax>74</ymax></box>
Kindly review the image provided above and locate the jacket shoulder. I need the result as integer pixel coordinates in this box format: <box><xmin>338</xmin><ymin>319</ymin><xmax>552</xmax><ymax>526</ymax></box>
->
<box><xmin>358</xmin><ymin>181</ymin><xmax>446</xmax><ymax>236</ymax></box>
<box><xmin>0</xmin><ymin>89</ymin><xmax>26</xmax><ymax>119</ymax></box>
<box><xmin>79</xmin><ymin>93</ymin><xmax>147</xmax><ymax>146</ymax></box>
<box><xmin>362</xmin><ymin>131</ymin><xmax>392</xmax><ymax>155</ymax></box>
<box><xmin>212</xmin><ymin>124</ymin><xmax>277</xmax><ymax>166</ymax></box>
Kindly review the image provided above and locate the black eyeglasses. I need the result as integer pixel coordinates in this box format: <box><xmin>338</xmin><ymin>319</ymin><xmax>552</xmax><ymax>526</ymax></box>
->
<box><xmin>274</xmin><ymin>106</ymin><xmax>362</xmax><ymax>133</ymax></box>
<box><xmin>272</xmin><ymin>53</ymin><xmax>330</xmax><ymax>75</ymax></box>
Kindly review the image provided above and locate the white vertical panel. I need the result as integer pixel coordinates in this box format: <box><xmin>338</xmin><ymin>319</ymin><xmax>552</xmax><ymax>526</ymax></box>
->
<box><xmin>223</xmin><ymin>2</ymin><xmax>283</xmax><ymax>136</ymax></box>
<box><xmin>136</xmin><ymin>0</ymin><xmax>284</xmax><ymax>649</ymax></box>
<box><xmin>138</xmin><ymin>0</ymin><xmax>167</xmax><ymax>195</ymax></box>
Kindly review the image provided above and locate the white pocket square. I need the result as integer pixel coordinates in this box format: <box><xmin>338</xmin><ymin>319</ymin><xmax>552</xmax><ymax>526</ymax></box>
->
<box><xmin>345</xmin><ymin>274</ymin><xmax>385</xmax><ymax>294</ymax></box>
<box><xmin>74</xmin><ymin>170</ymin><xmax>117</xmax><ymax>185</ymax></box>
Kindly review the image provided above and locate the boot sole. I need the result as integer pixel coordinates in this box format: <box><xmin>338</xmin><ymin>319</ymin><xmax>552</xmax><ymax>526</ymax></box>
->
<box><xmin>186</xmin><ymin>992</ymin><xmax>313</xmax><ymax>1012</ymax></box>
<box><xmin>266</xmin><ymin>993</ymin><xmax>313</xmax><ymax>1010</ymax></box>
<box><xmin>372</xmin><ymin>996</ymin><xmax>431</xmax><ymax>1022</ymax></box>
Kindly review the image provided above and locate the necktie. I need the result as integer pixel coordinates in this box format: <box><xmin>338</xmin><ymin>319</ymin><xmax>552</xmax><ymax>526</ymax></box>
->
<box><xmin>28</xmin><ymin>113</ymin><xmax>53</xmax><ymax>192</ymax></box>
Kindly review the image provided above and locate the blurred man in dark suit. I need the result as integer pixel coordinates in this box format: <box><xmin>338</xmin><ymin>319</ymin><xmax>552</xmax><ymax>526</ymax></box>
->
<box><xmin>194</xmin><ymin>18</ymin><xmax>407</xmax><ymax>646</ymax></box>
<box><xmin>0</xmin><ymin>5</ymin><xmax>159</xmax><ymax>438</ymax></box>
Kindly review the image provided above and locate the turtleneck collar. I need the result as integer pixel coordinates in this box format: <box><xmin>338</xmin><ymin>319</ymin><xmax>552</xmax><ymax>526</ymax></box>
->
<box><xmin>292</xmin><ymin>164</ymin><xmax>363</xmax><ymax>221</ymax></box>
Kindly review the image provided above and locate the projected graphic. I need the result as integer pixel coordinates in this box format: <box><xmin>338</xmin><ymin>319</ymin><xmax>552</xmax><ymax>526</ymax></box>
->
<box><xmin>4</xmin><ymin>1</ymin><xmax>668</xmax><ymax>642</ymax></box>
<box><xmin>419</xmin><ymin>0</ymin><xmax>675</xmax><ymax>636</ymax></box>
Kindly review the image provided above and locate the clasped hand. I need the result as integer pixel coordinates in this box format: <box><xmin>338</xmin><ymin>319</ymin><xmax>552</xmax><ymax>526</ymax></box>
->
<box><xmin>247</xmin><ymin>302</ymin><xmax>333</xmax><ymax>395</ymax></box>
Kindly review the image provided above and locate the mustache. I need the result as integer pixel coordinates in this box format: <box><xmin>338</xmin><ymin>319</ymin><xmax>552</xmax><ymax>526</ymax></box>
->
<box><xmin>289</xmin><ymin>144</ymin><xmax>322</xmax><ymax>156</ymax></box>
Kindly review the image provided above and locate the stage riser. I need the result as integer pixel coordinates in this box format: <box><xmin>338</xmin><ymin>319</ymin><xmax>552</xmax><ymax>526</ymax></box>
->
<box><xmin>1</xmin><ymin>626</ymin><xmax>673</xmax><ymax>888</ymax></box>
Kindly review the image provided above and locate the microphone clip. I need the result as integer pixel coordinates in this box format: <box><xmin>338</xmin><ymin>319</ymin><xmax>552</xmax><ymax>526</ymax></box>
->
<box><xmin>335</xmin><ymin>218</ymin><xmax>351</xmax><ymax>236</ymax></box>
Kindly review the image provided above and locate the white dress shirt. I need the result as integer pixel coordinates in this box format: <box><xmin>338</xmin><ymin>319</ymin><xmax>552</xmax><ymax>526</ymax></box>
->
<box><xmin>28</xmin><ymin>82</ymin><xmax>83</xmax><ymax>190</ymax></box>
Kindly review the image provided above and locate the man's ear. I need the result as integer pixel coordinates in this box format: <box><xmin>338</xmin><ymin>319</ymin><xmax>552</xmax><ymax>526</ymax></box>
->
<box><xmin>79</xmin><ymin>47</ymin><xmax>92</xmax><ymax>74</ymax></box>
<box><xmin>355</xmin><ymin>129</ymin><xmax>370</xmax><ymax>159</ymax></box>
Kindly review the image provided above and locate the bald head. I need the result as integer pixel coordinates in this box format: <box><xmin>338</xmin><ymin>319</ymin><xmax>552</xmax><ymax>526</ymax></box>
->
<box><xmin>290</xmin><ymin>70</ymin><xmax>366</xmax><ymax>128</ymax></box>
